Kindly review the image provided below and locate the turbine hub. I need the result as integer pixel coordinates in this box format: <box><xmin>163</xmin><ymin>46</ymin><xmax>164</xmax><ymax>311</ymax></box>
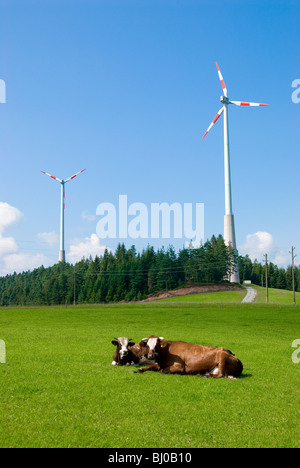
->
<box><xmin>220</xmin><ymin>95</ymin><xmax>230</xmax><ymax>104</ymax></box>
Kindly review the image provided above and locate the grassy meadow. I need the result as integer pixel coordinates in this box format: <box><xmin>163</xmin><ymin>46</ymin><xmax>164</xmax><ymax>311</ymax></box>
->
<box><xmin>251</xmin><ymin>284</ymin><xmax>300</xmax><ymax>304</ymax></box>
<box><xmin>0</xmin><ymin>300</ymin><xmax>299</xmax><ymax>448</ymax></box>
<box><xmin>158</xmin><ymin>284</ymin><xmax>300</xmax><ymax>305</ymax></box>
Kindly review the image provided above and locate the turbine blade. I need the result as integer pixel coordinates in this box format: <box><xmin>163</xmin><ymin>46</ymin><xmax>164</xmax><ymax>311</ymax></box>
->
<box><xmin>41</xmin><ymin>171</ymin><xmax>62</xmax><ymax>183</ymax></box>
<box><xmin>64</xmin><ymin>168</ymin><xmax>86</xmax><ymax>183</ymax></box>
<box><xmin>215</xmin><ymin>62</ymin><xmax>227</xmax><ymax>97</ymax></box>
<box><xmin>202</xmin><ymin>107</ymin><xmax>224</xmax><ymax>139</ymax></box>
<box><xmin>230</xmin><ymin>100</ymin><xmax>269</xmax><ymax>107</ymax></box>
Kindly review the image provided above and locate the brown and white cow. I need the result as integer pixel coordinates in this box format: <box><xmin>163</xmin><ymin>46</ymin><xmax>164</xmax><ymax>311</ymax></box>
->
<box><xmin>111</xmin><ymin>337</ymin><xmax>156</xmax><ymax>367</ymax></box>
<box><xmin>135</xmin><ymin>335</ymin><xmax>243</xmax><ymax>379</ymax></box>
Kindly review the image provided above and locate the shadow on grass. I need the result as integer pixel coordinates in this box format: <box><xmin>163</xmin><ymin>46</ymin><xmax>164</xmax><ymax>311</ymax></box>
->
<box><xmin>239</xmin><ymin>373</ymin><xmax>252</xmax><ymax>379</ymax></box>
<box><xmin>132</xmin><ymin>368</ymin><xmax>253</xmax><ymax>379</ymax></box>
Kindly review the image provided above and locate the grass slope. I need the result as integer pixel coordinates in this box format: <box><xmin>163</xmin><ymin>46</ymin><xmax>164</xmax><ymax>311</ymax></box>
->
<box><xmin>251</xmin><ymin>284</ymin><xmax>300</xmax><ymax>304</ymax></box>
<box><xmin>157</xmin><ymin>289</ymin><xmax>246</xmax><ymax>303</ymax></box>
<box><xmin>157</xmin><ymin>284</ymin><xmax>300</xmax><ymax>305</ymax></box>
<box><xmin>0</xmin><ymin>303</ymin><xmax>299</xmax><ymax>448</ymax></box>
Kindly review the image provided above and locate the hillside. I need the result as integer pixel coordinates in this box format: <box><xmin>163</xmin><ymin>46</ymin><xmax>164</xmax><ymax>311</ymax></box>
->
<box><xmin>143</xmin><ymin>283</ymin><xmax>300</xmax><ymax>305</ymax></box>
<box><xmin>142</xmin><ymin>283</ymin><xmax>244</xmax><ymax>302</ymax></box>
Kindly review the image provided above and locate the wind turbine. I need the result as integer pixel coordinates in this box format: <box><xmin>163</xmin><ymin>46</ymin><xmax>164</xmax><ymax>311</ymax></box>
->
<box><xmin>41</xmin><ymin>168</ymin><xmax>86</xmax><ymax>262</ymax></box>
<box><xmin>203</xmin><ymin>62</ymin><xmax>269</xmax><ymax>283</ymax></box>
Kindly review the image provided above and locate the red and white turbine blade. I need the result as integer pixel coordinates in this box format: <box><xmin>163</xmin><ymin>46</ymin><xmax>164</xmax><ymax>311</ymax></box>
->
<box><xmin>230</xmin><ymin>100</ymin><xmax>269</xmax><ymax>107</ymax></box>
<box><xmin>64</xmin><ymin>168</ymin><xmax>86</xmax><ymax>183</ymax></box>
<box><xmin>202</xmin><ymin>106</ymin><xmax>224</xmax><ymax>139</ymax></box>
<box><xmin>215</xmin><ymin>62</ymin><xmax>227</xmax><ymax>97</ymax></box>
<box><xmin>41</xmin><ymin>171</ymin><xmax>62</xmax><ymax>182</ymax></box>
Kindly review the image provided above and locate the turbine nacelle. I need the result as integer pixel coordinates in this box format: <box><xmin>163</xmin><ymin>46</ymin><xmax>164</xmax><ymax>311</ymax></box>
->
<box><xmin>220</xmin><ymin>95</ymin><xmax>230</xmax><ymax>104</ymax></box>
<box><xmin>203</xmin><ymin>63</ymin><xmax>269</xmax><ymax>140</ymax></box>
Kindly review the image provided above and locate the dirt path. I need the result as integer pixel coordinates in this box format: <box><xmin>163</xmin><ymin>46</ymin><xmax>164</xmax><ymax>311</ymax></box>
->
<box><xmin>242</xmin><ymin>287</ymin><xmax>258</xmax><ymax>303</ymax></box>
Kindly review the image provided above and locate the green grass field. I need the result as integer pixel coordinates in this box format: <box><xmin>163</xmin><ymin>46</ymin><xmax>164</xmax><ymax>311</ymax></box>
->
<box><xmin>251</xmin><ymin>284</ymin><xmax>300</xmax><ymax>304</ymax></box>
<box><xmin>0</xmin><ymin>301</ymin><xmax>299</xmax><ymax>448</ymax></box>
<box><xmin>157</xmin><ymin>285</ymin><xmax>300</xmax><ymax>305</ymax></box>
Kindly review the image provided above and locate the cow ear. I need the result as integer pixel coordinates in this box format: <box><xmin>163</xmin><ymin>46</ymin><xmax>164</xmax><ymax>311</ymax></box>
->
<box><xmin>128</xmin><ymin>341</ymin><xmax>135</xmax><ymax>347</ymax></box>
<box><xmin>112</xmin><ymin>340</ymin><xmax>118</xmax><ymax>346</ymax></box>
<box><xmin>160</xmin><ymin>340</ymin><xmax>168</xmax><ymax>348</ymax></box>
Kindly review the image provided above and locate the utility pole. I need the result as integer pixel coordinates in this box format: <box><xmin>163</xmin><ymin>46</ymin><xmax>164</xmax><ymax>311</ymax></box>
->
<box><xmin>73</xmin><ymin>265</ymin><xmax>76</xmax><ymax>306</ymax></box>
<box><xmin>264</xmin><ymin>254</ymin><xmax>269</xmax><ymax>304</ymax></box>
<box><xmin>289</xmin><ymin>247</ymin><xmax>297</xmax><ymax>305</ymax></box>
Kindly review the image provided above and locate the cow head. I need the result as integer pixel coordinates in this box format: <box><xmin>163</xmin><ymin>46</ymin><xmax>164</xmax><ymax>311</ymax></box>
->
<box><xmin>141</xmin><ymin>335</ymin><xmax>165</xmax><ymax>360</ymax></box>
<box><xmin>112</xmin><ymin>337</ymin><xmax>135</xmax><ymax>361</ymax></box>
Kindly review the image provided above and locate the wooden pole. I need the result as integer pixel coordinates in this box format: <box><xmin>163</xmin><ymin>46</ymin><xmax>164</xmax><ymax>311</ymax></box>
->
<box><xmin>264</xmin><ymin>254</ymin><xmax>268</xmax><ymax>304</ymax></box>
<box><xmin>290</xmin><ymin>247</ymin><xmax>297</xmax><ymax>305</ymax></box>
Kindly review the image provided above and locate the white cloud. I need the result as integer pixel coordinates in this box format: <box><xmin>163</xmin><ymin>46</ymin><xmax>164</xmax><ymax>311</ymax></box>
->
<box><xmin>0</xmin><ymin>235</ymin><xmax>18</xmax><ymax>257</ymax></box>
<box><xmin>67</xmin><ymin>234</ymin><xmax>110</xmax><ymax>264</ymax></box>
<box><xmin>239</xmin><ymin>231</ymin><xmax>274</xmax><ymax>260</ymax></box>
<box><xmin>0</xmin><ymin>203</ymin><xmax>110</xmax><ymax>275</ymax></box>
<box><xmin>0</xmin><ymin>202</ymin><xmax>53</xmax><ymax>276</ymax></box>
<box><xmin>0</xmin><ymin>202</ymin><xmax>25</xmax><ymax>274</ymax></box>
<box><xmin>238</xmin><ymin>231</ymin><xmax>290</xmax><ymax>267</ymax></box>
<box><xmin>37</xmin><ymin>231</ymin><xmax>58</xmax><ymax>247</ymax></box>
<box><xmin>1</xmin><ymin>253</ymin><xmax>50</xmax><ymax>276</ymax></box>
<box><xmin>0</xmin><ymin>202</ymin><xmax>23</xmax><ymax>234</ymax></box>
<box><xmin>81</xmin><ymin>210</ymin><xmax>96</xmax><ymax>222</ymax></box>
<box><xmin>273</xmin><ymin>251</ymin><xmax>291</xmax><ymax>268</ymax></box>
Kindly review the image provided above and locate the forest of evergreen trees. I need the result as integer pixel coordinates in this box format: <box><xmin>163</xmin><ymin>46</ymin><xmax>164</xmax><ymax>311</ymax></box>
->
<box><xmin>0</xmin><ymin>235</ymin><xmax>298</xmax><ymax>306</ymax></box>
<box><xmin>0</xmin><ymin>235</ymin><xmax>236</xmax><ymax>306</ymax></box>
<box><xmin>238</xmin><ymin>254</ymin><xmax>299</xmax><ymax>291</ymax></box>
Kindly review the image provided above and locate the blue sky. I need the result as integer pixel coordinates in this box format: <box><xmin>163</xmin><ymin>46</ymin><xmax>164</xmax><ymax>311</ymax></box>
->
<box><xmin>0</xmin><ymin>0</ymin><xmax>299</xmax><ymax>274</ymax></box>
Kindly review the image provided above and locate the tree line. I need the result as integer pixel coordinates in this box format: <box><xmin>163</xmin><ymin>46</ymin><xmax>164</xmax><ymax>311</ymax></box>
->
<box><xmin>238</xmin><ymin>255</ymin><xmax>299</xmax><ymax>292</ymax></box>
<box><xmin>0</xmin><ymin>235</ymin><xmax>236</xmax><ymax>306</ymax></box>
<box><xmin>0</xmin><ymin>236</ymin><xmax>297</xmax><ymax>306</ymax></box>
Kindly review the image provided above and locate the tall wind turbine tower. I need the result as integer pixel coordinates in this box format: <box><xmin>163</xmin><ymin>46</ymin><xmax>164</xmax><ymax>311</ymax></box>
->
<box><xmin>203</xmin><ymin>62</ymin><xmax>269</xmax><ymax>283</ymax></box>
<box><xmin>41</xmin><ymin>169</ymin><xmax>86</xmax><ymax>262</ymax></box>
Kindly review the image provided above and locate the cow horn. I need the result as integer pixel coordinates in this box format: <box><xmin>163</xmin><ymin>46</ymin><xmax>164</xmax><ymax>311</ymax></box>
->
<box><xmin>159</xmin><ymin>337</ymin><xmax>164</xmax><ymax>340</ymax></box>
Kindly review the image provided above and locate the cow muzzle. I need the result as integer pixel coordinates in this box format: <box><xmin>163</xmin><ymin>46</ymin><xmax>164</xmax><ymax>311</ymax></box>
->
<box><xmin>120</xmin><ymin>349</ymin><xmax>128</xmax><ymax>359</ymax></box>
<box><xmin>147</xmin><ymin>351</ymin><xmax>157</xmax><ymax>360</ymax></box>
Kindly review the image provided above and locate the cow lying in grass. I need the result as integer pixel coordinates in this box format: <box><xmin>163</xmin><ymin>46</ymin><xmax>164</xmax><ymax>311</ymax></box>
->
<box><xmin>135</xmin><ymin>335</ymin><xmax>243</xmax><ymax>379</ymax></box>
<box><xmin>111</xmin><ymin>337</ymin><xmax>156</xmax><ymax>367</ymax></box>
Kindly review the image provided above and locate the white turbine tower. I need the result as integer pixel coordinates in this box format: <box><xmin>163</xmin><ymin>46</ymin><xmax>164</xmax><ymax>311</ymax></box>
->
<box><xmin>203</xmin><ymin>62</ymin><xmax>269</xmax><ymax>283</ymax></box>
<box><xmin>41</xmin><ymin>168</ymin><xmax>86</xmax><ymax>262</ymax></box>
<box><xmin>0</xmin><ymin>79</ymin><xmax>6</xmax><ymax>103</ymax></box>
